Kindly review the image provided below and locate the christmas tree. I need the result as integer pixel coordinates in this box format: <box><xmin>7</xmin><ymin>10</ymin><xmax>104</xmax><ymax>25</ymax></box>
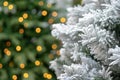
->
<box><xmin>0</xmin><ymin>0</ymin><xmax>65</xmax><ymax>80</ymax></box>
<box><xmin>50</xmin><ymin>0</ymin><xmax>120</xmax><ymax>80</ymax></box>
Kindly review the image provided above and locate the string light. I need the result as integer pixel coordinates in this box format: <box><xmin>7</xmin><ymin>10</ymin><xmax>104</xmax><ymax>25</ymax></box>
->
<box><xmin>0</xmin><ymin>63</ymin><xmax>3</xmax><ymax>69</ymax></box>
<box><xmin>8</xmin><ymin>4</ymin><xmax>14</xmax><ymax>10</ymax></box>
<box><xmin>52</xmin><ymin>11</ymin><xmax>58</xmax><ymax>17</ymax></box>
<box><xmin>43</xmin><ymin>73</ymin><xmax>48</xmax><ymax>78</ymax></box>
<box><xmin>12</xmin><ymin>75</ymin><xmax>17</xmax><ymax>80</ymax></box>
<box><xmin>3</xmin><ymin>1</ymin><xmax>8</xmax><ymax>6</ymax></box>
<box><xmin>52</xmin><ymin>44</ymin><xmax>57</xmax><ymax>50</ymax></box>
<box><xmin>23</xmin><ymin>13</ymin><xmax>28</xmax><ymax>19</ymax></box>
<box><xmin>36</xmin><ymin>45</ymin><xmax>42</xmax><ymax>52</ymax></box>
<box><xmin>4</xmin><ymin>48</ymin><xmax>11</xmax><ymax>56</ymax></box>
<box><xmin>20</xmin><ymin>63</ymin><xmax>25</xmax><ymax>69</ymax></box>
<box><xmin>47</xmin><ymin>74</ymin><xmax>52</xmax><ymax>79</ymax></box>
<box><xmin>60</xmin><ymin>17</ymin><xmax>66</xmax><ymax>23</ymax></box>
<box><xmin>23</xmin><ymin>73</ymin><xmax>29</xmax><ymax>78</ymax></box>
<box><xmin>39</xmin><ymin>1</ymin><xmax>44</xmax><ymax>6</ymax></box>
<box><xmin>16</xmin><ymin>45</ymin><xmax>22</xmax><ymax>52</ymax></box>
<box><xmin>24</xmin><ymin>22</ymin><xmax>28</xmax><ymax>28</ymax></box>
<box><xmin>35</xmin><ymin>27</ymin><xmax>41</xmax><ymax>33</ymax></box>
<box><xmin>35</xmin><ymin>60</ymin><xmax>41</xmax><ymax>66</ymax></box>
<box><xmin>18</xmin><ymin>17</ymin><xmax>24</xmax><ymax>22</ymax></box>
<box><xmin>19</xmin><ymin>28</ymin><xmax>24</xmax><ymax>34</ymax></box>
<box><xmin>48</xmin><ymin>18</ymin><xmax>54</xmax><ymax>24</ymax></box>
<box><xmin>41</xmin><ymin>10</ymin><xmax>47</xmax><ymax>16</ymax></box>
<box><xmin>6</xmin><ymin>41</ymin><xmax>11</xmax><ymax>47</ymax></box>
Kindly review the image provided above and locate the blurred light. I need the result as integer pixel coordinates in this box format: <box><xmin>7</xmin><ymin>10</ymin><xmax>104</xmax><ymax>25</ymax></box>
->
<box><xmin>3</xmin><ymin>1</ymin><xmax>8</xmax><ymax>6</ymax></box>
<box><xmin>35</xmin><ymin>60</ymin><xmax>41</xmax><ymax>66</ymax></box>
<box><xmin>36</xmin><ymin>45</ymin><xmax>42</xmax><ymax>52</ymax></box>
<box><xmin>18</xmin><ymin>17</ymin><xmax>24</xmax><ymax>22</ymax></box>
<box><xmin>47</xmin><ymin>3</ymin><xmax>52</xmax><ymax>8</ymax></box>
<box><xmin>60</xmin><ymin>17</ymin><xmax>66</xmax><ymax>23</ymax></box>
<box><xmin>49</xmin><ymin>54</ymin><xmax>54</xmax><ymax>59</ymax></box>
<box><xmin>6</xmin><ymin>41</ymin><xmax>11</xmax><ymax>47</ymax></box>
<box><xmin>48</xmin><ymin>18</ymin><xmax>54</xmax><ymax>24</ymax></box>
<box><xmin>56</xmin><ymin>50</ymin><xmax>60</xmax><ymax>55</ymax></box>
<box><xmin>23</xmin><ymin>73</ymin><xmax>29</xmax><ymax>78</ymax></box>
<box><xmin>24</xmin><ymin>22</ymin><xmax>28</xmax><ymax>28</ymax></box>
<box><xmin>19</xmin><ymin>28</ymin><xmax>24</xmax><ymax>34</ymax></box>
<box><xmin>20</xmin><ymin>63</ymin><xmax>25</xmax><ymax>69</ymax></box>
<box><xmin>16</xmin><ymin>45</ymin><xmax>22</xmax><ymax>52</ymax></box>
<box><xmin>47</xmin><ymin>74</ymin><xmax>52</xmax><ymax>79</ymax></box>
<box><xmin>4</xmin><ymin>48</ymin><xmax>11</xmax><ymax>56</ymax></box>
<box><xmin>42</xmin><ymin>10</ymin><xmax>47</xmax><ymax>16</ymax></box>
<box><xmin>9</xmin><ymin>61</ymin><xmax>14</xmax><ymax>67</ymax></box>
<box><xmin>8</xmin><ymin>4</ymin><xmax>14</xmax><ymax>10</ymax></box>
<box><xmin>52</xmin><ymin>11</ymin><xmax>58</xmax><ymax>17</ymax></box>
<box><xmin>23</xmin><ymin>13</ymin><xmax>28</xmax><ymax>19</ymax></box>
<box><xmin>35</xmin><ymin>27</ymin><xmax>41</xmax><ymax>33</ymax></box>
<box><xmin>0</xmin><ymin>63</ymin><xmax>3</xmax><ymax>69</ymax></box>
<box><xmin>43</xmin><ymin>73</ymin><xmax>48</xmax><ymax>78</ymax></box>
<box><xmin>52</xmin><ymin>44</ymin><xmax>57</xmax><ymax>50</ymax></box>
<box><xmin>12</xmin><ymin>75</ymin><xmax>17</xmax><ymax>80</ymax></box>
<box><xmin>39</xmin><ymin>1</ymin><xmax>44</xmax><ymax>6</ymax></box>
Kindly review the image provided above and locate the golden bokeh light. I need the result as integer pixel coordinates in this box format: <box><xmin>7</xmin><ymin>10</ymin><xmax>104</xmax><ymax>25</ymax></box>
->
<box><xmin>4</xmin><ymin>48</ymin><xmax>11</xmax><ymax>56</ymax></box>
<box><xmin>39</xmin><ymin>1</ymin><xmax>44</xmax><ymax>6</ymax></box>
<box><xmin>43</xmin><ymin>73</ymin><xmax>48</xmax><ymax>78</ymax></box>
<box><xmin>6</xmin><ymin>41</ymin><xmax>11</xmax><ymax>47</ymax></box>
<box><xmin>23</xmin><ymin>13</ymin><xmax>28</xmax><ymax>19</ymax></box>
<box><xmin>20</xmin><ymin>63</ymin><xmax>25</xmax><ymax>69</ymax></box>
<box><xmin>47</xmin><ymin>3</ymin><xmax>52</xmax><ymax>8</ymax></box>
<box><xmin>60</xmin><ymin>17</ymin><xmax>66</xmax><ymax>23</ymax></box>
<box><xmin>24</xmin><ymin>22</ymin><xmax>28</xmax><ymax>28</ymax></box>
<box><xmin>49</xmin><ymin>54</ymin><xmax>54</xmax><ymax>59</ymax></box>
<box><xmin>56</xmin><ymin>50</ymin><xmax>60</xmax><ymax>55</ymax></box>
<box><xmin>8</xmin><ymin>4</ymin><xmax>14</xmax><ymax>10</ymax></box>
<box><xmin>12</xmin><ymin>75</ymin><xmax>17</xmax><ymax>80</ymax></box>
<box><xmin>48</xmin><ymin>18</ymin><xmax>54</xmax><ymax>24</ymax></box>
<box><xmin>19</xmin><ymin>28</ymin><xmax>24</xmax><ymax>34</ymax></box>
<box><xmin>3</xmin><ymin>1</ymin><xmax>8</xmax><ymax>6</ymax></box>
<box><xmin>23</xmin><ymin>73</ymin><xmax>29</xmax><ymax>78</ymax></box>
<box><xmin>42</xmin><ymin>10</ymin><xmax>47</xmax><ymax>16</ymax></box>
<box><xmin>52</xmin><ymin>11</ymin><xmax>58</xmax><ymax>17</ymax></box>
<box><xmin>36</xmin><ymin>45</ymin><xmax>42</xmax><ymax>52</ymax></box>
<box><xmin>18</xmin><ymin>17</ymin><xmax>24</xmax><ymax>22</ymax></box>
<box><xmin>52</xmin><ymin>44</ymin><xmax>57</xmax><ymax>50</ymax></box>
<box><xmin>0</xmin><ymin>63</ymin><xmax>3</xmax><ymax>69</ymax></box>
<box><xmin>35</xmin><ymin>27</ymin><xmax>41</xmax><ymax>33</ymax></box>
<box><xmin>35</xmin><ymin>60</ymin><xmax>41</xmax><ymax>66</ymax></box>
<box><xmin>47</xmin><ymin>74</ymin><xmax>52</xmax><ymax>79</ymax></box>
<box><xmin>16</xmin><ymin>45</ymin><xmax>22</xmax><ymax>52</ymax></box>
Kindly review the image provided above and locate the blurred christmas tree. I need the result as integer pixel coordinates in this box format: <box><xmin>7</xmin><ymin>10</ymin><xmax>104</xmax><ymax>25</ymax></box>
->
<box><xmin>0</xmin><ymin>0</ymin><xmax>65</xmax><ymax>80</ymax></box>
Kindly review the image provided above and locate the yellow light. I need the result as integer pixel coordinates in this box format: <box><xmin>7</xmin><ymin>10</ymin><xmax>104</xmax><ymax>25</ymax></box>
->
<box><xmin>42</xmin><ymin>10</ymin><xmax>47</xmax><ymax>16</ymax></box>
<box><xmin>8</xmin><ymin>4</ymin><xmax>14</xmax><ymax>10</ymax></box>
<box><xmin>43</xmin><ymin>73</ymin><xmax>48</xmax><ymax>78</ymax></box>
<box><xmin>19</xmin><ymin>28</ymin><xmax>24</xmax><ymax>34</ymax></box>
<box><xmin>49</xmin><ymin>54</ymin><xmax>54</xmax><ymax>59</ymax></box>
<box><xmin>60</xmin><ymin>17</ymin><xmax>66</xmax><ymax>23</ymax></box>
<box><xmin>18</xmin><ymin>17</ymin><xmax>24</xmax><ymax>22</ymax></box>
<box><xmin>23</xmin><ymin>13</ymin><xmax>28</xmax><ymax>19</ymax></box>
<box><xmin>39</xmin><ymin>1</ymin><xmax>44</xmax><ymax>6</ymax></box>
<box><xmin>35</xmin><ymin>27</ymin><xmax>41</xmax><ymax>33</ymax></box>
<box><xmin>16</xmin><ymin>45</ymin><xmax>22</xmax><ymax>52</ymax></box>
<box><xmin>20</xmin><ymin>63</ymin><xmax>25</xmax><ymax>69</ymax></box>
<box><xmin>48</xmin><ymin>18</ymin><xmax>54</xmax><ymax>24</ymax></box>
<box><xmin>23</xmin><ymin>73</ymin><xmax>29</xmax><ymax>78</ymax></box>
<box><xmin>6</xmin><ymin>41</ymin><xmax>11</xmax><ymax>47</ymax></box>
<box><xmin>4</xmin><ymin>48</ymin><xmax>11</xmax><ymax>56</ymax></box>
<box><xmin>47</xmin><ymin>74</ymin><xmax>52</xmax><ymax>79</ymax></box>
<box><xmin>3</xmin><ymin>1</ymin><xmax>8</xmax><ymax>6</ymax></box>
<box><xmin>24</xmin><ymin>22</ymin><xmax>28</xmax><ymax>28</ymax></box>
<box><xmin>36</xmin><ymin>45</ymin><xmax>42</xmax><ymax>52</ymax></box>
<box><xmin>12</xmin><ymin>75</ymin><xmax>17</xmax><ymax>80</ymax></box>
<box><xmin>35</xmin><ymin>60</ymin><xmax>41</xmax><ymax>66</ymax></box>
<box><xmin>52</xmin><ymin>44</ymin><xmax>57</xmax><ymax>50</ymax></box>
<box><xmin>47</xmin><ymin>3</ymin><xmax>52</xmax><ymax>8</ymax></box>
<box><xmin>0</xmin><ymin>63</ymin><xmax>3</xmax><ymax>69</ymax></box>
<box><xmin>52</xmin><ymin>11</ymin><xmax>58</xmax><ymax>17</ymax></box>
<box><xmin>56</xmin><ymin>50</ymin><xmax>60</xmax><ymax>55</ymax></box>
